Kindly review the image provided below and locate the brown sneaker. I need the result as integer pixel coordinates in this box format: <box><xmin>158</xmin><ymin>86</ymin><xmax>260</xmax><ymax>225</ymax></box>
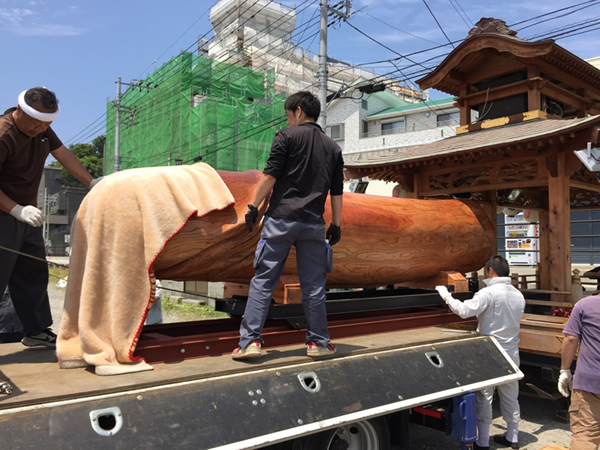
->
<box><xmin>232</xmin><ymin>340</ymin><xmax>262</xmax><ymax>360</ymax></box>
<box><xmin>306</xmin><ymin>341</ymin><xmax>337</xmax><ymax>357</ymax></box>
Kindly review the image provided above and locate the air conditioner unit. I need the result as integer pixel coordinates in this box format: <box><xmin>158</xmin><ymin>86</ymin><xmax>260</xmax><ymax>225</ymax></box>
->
<box><xmin>574</xmin><ymin>142</ymin><xmax>600</xmax><ymax>172</ymax></box>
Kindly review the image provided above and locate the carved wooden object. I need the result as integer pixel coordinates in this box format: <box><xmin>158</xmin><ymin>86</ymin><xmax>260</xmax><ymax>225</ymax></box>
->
<box><xmin>154</xmin><ymin>170</ymin><xmax>496</xmax><ymax>289</ymax></box>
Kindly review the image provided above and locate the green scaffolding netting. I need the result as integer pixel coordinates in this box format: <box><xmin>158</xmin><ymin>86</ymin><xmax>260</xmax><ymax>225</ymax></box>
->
<box><xmin>105</xmin><ymin>52</ymin><xmax>286</xmax><ymax>174</ymax></box>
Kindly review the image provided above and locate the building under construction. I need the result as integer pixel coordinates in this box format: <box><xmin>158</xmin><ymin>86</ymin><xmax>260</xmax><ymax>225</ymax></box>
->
<box><xmin>104</xmin><ymin>0</ymin><xmax>421</xmax><ymax>174</ymax></box>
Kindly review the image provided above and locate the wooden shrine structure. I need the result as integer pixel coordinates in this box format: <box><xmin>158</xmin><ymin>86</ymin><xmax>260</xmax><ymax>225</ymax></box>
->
<box><xmin>344</xmin><ymin>18</ymin><xmax>600</xmax><ymax>304</ymax></box>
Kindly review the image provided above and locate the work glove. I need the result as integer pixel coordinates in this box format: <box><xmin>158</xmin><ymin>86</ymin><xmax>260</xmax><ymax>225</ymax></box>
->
<box><xmin>435</xmin><ymin>285</ymin><xmax>453</xmax><ymax>302</ymax></box>
<box><xmin>326</xmin><ymin>224</ymin><xmax>341</xmax><ymax>246</ymax></box>
<box><xmin>558</xmin><ymin>369</ymin><xmax>573</xmax><ymax>397</ymax></box>
<box><xmin>10</xmin><ymin>205</ymin><xmax>43</xmax><ymax>227</ymax></box>
<box><xmin>245</xmin><ymin>204</ymin><xmax>258</xmax><ymax>232</ymax></box>
<box><xmin>89</xmin><ymin>177</ymin><xmax>103</xmax><ymax>189</ymax></box>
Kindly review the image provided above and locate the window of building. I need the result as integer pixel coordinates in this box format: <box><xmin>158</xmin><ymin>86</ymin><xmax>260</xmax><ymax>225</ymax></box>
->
<box><xmin>381</xmin><ymin>120</ymin><xmax>405</xmax><ymax>135</ymax></box>
<box><xmin>362</xmin><ymin>120</ymin><xmax>369</xmax><ymax>138</ymax></box>
<box><xmin>437</xmin><ymin>112</ymin><xmax>460</xmax><ymax>127</ymax></box>
<box><xmin>328</xmin><ymin>124</ymin><xmax>345</xmax><ymax>140</ymax></box>
<box><xmin>362</xmin><ymin>99</ymin><xmax>368</xmax><ymax>110</ymax></box>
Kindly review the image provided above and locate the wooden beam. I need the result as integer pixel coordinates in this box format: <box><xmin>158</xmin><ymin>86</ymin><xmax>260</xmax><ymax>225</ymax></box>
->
<box><xmin>540</xmin><ymin>83</ymin><xmax>593</xmax><ymax>113</ymax></box>
<box><xmin>570</xmin><ymin>180</ymin><xmax>600</xmax><ymax>194</ymax></box>
<box><xmin>458</xmin><ymin>79</ymin><xmax>531</xmax><ymax>106</ymax></box>
<box><xmin>528</xmin><ymin>57</ymin><xmax>600</xmax><ymax>98</ymax></box>
<box><xmin>547</xmin><ymin>151</ymin><xmax>572</xmax><ymax>301</ymax></box>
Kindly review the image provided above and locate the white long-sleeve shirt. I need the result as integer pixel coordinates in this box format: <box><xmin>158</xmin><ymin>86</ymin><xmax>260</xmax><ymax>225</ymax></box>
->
<box><xmin>446</xmin><ymin>277</ymin><xmax>525</xmax><ymax>353</ymax></box>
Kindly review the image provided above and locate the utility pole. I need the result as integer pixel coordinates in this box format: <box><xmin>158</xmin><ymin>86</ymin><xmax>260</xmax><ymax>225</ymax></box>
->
<box><xmin>318</xmin><ymin>0</ymin><xmax>351</xmax><ymax>129</ymax></box>
<box><xmin>113</xmin><ymin>78</ymin><xmax>156</xmax><ymax>172</ymax></box>
<box><xmin>318</xmin><ymin>0</ymin><xmax>328</xmax><ymax>130</ymax></box>
<box><xmin>115</xmin><ymin>78</ymin><xmax>121</xmax><ymax>173</ymax></box>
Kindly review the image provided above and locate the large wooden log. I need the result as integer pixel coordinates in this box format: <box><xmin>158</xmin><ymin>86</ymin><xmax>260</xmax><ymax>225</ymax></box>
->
<box><xmin>154</xmin><ymin>170</ymin><xmax>495</xmax><ymax>288</ymax></box>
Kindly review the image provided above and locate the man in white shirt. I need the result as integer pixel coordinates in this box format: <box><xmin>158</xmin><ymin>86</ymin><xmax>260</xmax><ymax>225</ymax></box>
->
<box><xmin>436</xmin><ymin>255</ymin><xmax>525</xmax><ymax>450</ymax></box>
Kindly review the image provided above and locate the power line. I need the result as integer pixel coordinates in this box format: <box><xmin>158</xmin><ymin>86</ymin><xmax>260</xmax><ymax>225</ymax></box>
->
<box><xmin>421</xmin><ymin>0</ymin><xmax>455</xmax><ymax>49</ymax></box>
<box><xmin>510</xmin><ymin>0</ymin><xmax>600</xmax><ymax>28</ymax></box>
<box><xmin>448</xmin><ymin>0</ymin><xmax>471</xmax><ymax>29</ymax></box>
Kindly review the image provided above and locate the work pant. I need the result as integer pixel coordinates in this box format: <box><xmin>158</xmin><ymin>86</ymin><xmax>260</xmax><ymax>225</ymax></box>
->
<box><xmin>239</xmin><ymin>217</ymin><xmax>329</xmax><ymax>349</ymax></box>
<box><xmin>476</xmin><ymin>348</ymin><xmax>520</xmax><ymax>445</ymax></box>
<box><xmin>0</xmin><ymin>212</ymin><xmax>52</xmax><ymax>335</ymax></box>
<box><xmin>569</xmin><ymin>389</ymin><xmax>600</xmax><ymax>450</ymax></box>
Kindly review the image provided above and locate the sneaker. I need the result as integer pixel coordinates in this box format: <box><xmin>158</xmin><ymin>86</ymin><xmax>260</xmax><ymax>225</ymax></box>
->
<box><xmin>306</xmin><ymin>341</ymin><xmax>337</xmax><ymax>357</ymax></box>
<box><xmin>22</xmin><ymin>328</ymin><xmax>56</xmax><ymax>348</ymax></box>
<box><xmin>232</xmin><ymin>340</ymin><xmax>262</xmax><ymax>360</ymax></box>
<box><xmin>493</xmin><ymin>435</ymin><xmax>520</xmax><ymax>449</ymax></box>
<box><xmin>473</xmin><ymin>442</ymin><xmax>489</xmax><ymax>450</ymax></box>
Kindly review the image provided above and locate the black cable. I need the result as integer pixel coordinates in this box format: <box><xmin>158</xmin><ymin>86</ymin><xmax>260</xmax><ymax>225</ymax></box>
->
<box><xmin>448</xmin><ymin>0</ymin><xmax>471</xmax><ymax>29</ymax></box>
<box><xmin>510</xmin><ymin>0</ymin><xmax>599</xmax><ymax>28</ymax></box>
<box><xmin>421</xmin><ymin>0</ymin><xmax>455</xmax><ymax>49</ymax></box>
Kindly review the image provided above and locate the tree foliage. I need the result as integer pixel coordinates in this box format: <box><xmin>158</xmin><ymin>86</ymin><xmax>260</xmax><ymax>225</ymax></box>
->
<box><xmin>50</xmin><ymin>135</ymin><xmax>105</xmax><ymax>187</ymax></box>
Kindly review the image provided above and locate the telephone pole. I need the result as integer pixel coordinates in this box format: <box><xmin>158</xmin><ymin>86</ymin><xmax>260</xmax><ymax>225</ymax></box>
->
<box><xmin>113</xmin><ymin>78</ymin><xmax>156</xmax><ymax>172</ymax></box>
<box><xmin>318</xmin><ymin>0</ymin><xmax>351</xmax><ymax>129</ymax></box>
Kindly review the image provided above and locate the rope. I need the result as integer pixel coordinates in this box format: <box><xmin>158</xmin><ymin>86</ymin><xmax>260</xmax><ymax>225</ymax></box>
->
<box><xmin>0</xmin><ymin>243</ymin><xmax>225</xmax><ymax>303</ymax></box>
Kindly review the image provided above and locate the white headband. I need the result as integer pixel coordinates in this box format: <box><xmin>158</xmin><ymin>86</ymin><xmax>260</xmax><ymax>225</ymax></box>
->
<box><xmin>18</xmin><ymin>90</ymin><xmax>61</xmax><ymax>122</ymax></box>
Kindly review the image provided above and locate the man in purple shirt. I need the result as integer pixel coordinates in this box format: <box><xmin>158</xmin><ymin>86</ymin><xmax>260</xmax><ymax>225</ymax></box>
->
<box><xmin>558</xmin><ymin>295</ymin><xmax>600</xmax><ymax>450</ymax></box>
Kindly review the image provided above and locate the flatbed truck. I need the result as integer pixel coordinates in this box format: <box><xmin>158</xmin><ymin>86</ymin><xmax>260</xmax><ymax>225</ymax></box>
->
<box><xmin>0</xmin><ymin>289</ymin><xmax>522</xmax><ymax>449</ymax></box>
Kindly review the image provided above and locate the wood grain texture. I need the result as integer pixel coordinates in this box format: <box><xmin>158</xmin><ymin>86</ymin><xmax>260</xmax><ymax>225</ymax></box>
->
<box><xmin>155</xmin><ymin>170</ymin><xmax>495</xmax><ymax>288</ymax></box>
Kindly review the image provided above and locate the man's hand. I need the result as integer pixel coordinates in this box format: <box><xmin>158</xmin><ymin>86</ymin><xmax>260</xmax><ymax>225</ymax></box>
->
<box><xmin>245</xmin><ymin>204</ymin><xmax>258</xmax><ymax>232</ymax></box>
<box><xmin>89</xmin><ymin>177</ymin><xmax>103</xmax><ymax>189</ymax></box>
<box><xmin>435</xmin><ymin>285</ymin><xmax>452</xmax><ymax>302</ymax></box>
<box><xmin>326</xmin><ymin>224</ymin><xmax>341</xmax><ymax>245</ymax></box>
<box><xmin>558</xmin><ymin>369</ymin><xmax>573</xmax><ymax>397</ymax></box>
<box><xmin>10</xmin><ymin>205</ymin><xmax>43</xmax><ymax>227</ymax></box>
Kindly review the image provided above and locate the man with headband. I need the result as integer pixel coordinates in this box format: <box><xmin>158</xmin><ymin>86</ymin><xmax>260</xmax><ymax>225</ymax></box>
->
<box><xmin>0</xmin><ymin>87</ymin><xmax>101</xmax><ymax>348</ymax></box>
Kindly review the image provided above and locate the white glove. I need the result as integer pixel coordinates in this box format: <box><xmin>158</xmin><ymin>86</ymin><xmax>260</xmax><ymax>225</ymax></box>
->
<box><xmin>89</xmin><ymin>177</ymin><xmax>103</xmax><ymax>189</ymax></box>
<box><xmin>558</xmin><ymin>369</ymin><xmax>573</xmax><ymax>397</ymax></box>
<box><xmin>435</xmin><ymin>285</ymin><xmax>452</xmax><ymax>302</ymax></box>
<box><xmin>10</xmin><ymin>204</ymin><xmax>43</xmax><ymax>227</ymax></box>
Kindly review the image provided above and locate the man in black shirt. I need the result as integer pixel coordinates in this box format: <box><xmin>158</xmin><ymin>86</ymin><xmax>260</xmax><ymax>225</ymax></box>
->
<box><xmin>233</xmin><ymin>91</ymin><xmax>344</xmax><ymax>360</ymax></box>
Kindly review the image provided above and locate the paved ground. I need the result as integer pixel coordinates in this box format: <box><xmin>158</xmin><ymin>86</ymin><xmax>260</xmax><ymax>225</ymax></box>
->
<box><xmin>404</xmin><ymin>394</ymin><xmax>571</xmax><ymax>449</ymax></box>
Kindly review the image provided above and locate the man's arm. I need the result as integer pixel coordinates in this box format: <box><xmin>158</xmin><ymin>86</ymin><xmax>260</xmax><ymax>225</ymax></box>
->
<box><xmin>51</xmin><ymin>146</ymin><xmax>94</xmax><ymax>187</ymax></box>
<box><xmin>250</xmin><ymin>173</ymin><xmax>277</xmax><ymax>208</ymax></box>
<box><xmin>330</xmin><ymin>194</ymin><xmax>342</xmax><ymax>227</ymax></box>
<box><xmin>0</xmin><ymin>189</ymin><xmax>18</xmax><ymax>214</ymax></box>
<box><xmin>436</xmin><ymin>288</ymin><xmax>489</xmax><ymax>319</ymax></box>
<box><xmin>561</xmin><ymin>334</ymin><xmax>579</xmax><ymax>370</ymax></box>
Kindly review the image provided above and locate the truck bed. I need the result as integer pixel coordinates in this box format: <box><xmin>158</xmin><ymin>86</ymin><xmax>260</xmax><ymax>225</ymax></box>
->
<box><xmin>0</xmin><ymin>326</ymin><xmax>521</xmax><ymax>449</ymax></box>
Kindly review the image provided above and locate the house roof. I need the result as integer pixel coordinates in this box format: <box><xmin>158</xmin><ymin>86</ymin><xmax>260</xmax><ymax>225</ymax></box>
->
<box><xmin>366</xmin><ymin>96</ymin><xmax>455</xmax><ymax>120</ymax></box>
<box><xmin>344</xmin><ymin>115</ymin><xmax>600</xmax><ymax>170</ymax></box>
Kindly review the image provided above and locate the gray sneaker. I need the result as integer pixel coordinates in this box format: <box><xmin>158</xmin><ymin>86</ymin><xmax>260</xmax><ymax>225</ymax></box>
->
<box><xmin>307</xmin><ymin>341</ymin><xmax>337</xmax><ymax>357</ymax></box>
<box><xmin>22</xmin><ymin>328</ymin><xmax>56</xmax><ymax>348</ymax></box>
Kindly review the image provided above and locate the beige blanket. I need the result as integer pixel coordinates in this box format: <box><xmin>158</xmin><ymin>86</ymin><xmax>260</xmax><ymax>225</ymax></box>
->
<box><xmin>56</xmin><ymin>163</ymin><xmax>235</xmax><ymax>375</ymax></box>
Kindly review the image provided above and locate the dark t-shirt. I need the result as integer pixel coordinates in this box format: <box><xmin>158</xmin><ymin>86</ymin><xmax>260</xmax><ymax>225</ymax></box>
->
<box><xmin>264</xmin><ymin>122</ymin><xmax>344</xmax><ymax>224</ymax></box>
<box><xmin>0</xmin><ymin>112</ymin><xmax>62</xmax><ymax>206</ymax></box>
<box><xmin>563</xmin><ymin>295</ymin><xmax>600</xmax><ymax>394</ymax></box>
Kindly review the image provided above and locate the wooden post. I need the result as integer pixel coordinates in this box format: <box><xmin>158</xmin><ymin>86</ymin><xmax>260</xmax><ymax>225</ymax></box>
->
<box><xmin>538</xmin><ymin>210</ymin><xmax>550</xmax><ymax>291</ymax></box>
<box><xmin>479</xmin><ymin>191</ymin><xmax>498</xmax><ymax>256</ymax></box>
<box><xmin>547</xmin><ymin>152</ymin><xmax>572</xmax><ymax>301</ymax></box>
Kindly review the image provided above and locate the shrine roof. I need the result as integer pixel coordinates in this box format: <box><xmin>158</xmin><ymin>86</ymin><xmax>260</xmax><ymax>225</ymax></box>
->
<box><xmin>344</xmin><ymin>116</ymin><xmax>600</xmax><ymax>170</ymax></box>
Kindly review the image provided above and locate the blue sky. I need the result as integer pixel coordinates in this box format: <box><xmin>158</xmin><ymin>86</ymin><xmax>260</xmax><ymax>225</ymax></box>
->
<box><xmin>1</xmin><ymin>0</ymin><xmax>599</xmax><ymax>150</ymax></box>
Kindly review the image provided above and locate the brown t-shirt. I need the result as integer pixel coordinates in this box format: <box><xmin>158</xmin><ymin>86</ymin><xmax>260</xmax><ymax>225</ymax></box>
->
<box><xmin>0</xmin><ymin>112</ymin><xmax>63</xmax><ymax>206</ymax></box>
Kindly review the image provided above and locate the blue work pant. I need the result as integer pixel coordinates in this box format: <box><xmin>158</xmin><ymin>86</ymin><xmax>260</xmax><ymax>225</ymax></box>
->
<box><xmin>239</xmin><ymin>217</ymin><xmax>330</xmax><ymax>348</ymax></box>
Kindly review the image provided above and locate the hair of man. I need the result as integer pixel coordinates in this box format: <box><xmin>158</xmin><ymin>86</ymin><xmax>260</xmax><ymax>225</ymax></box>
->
<box><xmin>284</xmin><ymin>91</ymin><xmax>320</xmax><ymax>121</ymax></box>
<box><xmin>485</xmin><ymin>255</ymin><xmax>510</xmax><ymax>277</ymax></box>
<box><xmin>24</xmin><ymin>87</ymin><xmax>59</xmax><ymax>112</ymax></box>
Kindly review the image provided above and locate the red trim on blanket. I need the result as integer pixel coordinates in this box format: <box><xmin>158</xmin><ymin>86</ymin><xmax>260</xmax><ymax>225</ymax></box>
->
<box><xmin>127</xmin><ymin>201</ymin><xmax>236</xmax><ymax>362</ymax></box>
